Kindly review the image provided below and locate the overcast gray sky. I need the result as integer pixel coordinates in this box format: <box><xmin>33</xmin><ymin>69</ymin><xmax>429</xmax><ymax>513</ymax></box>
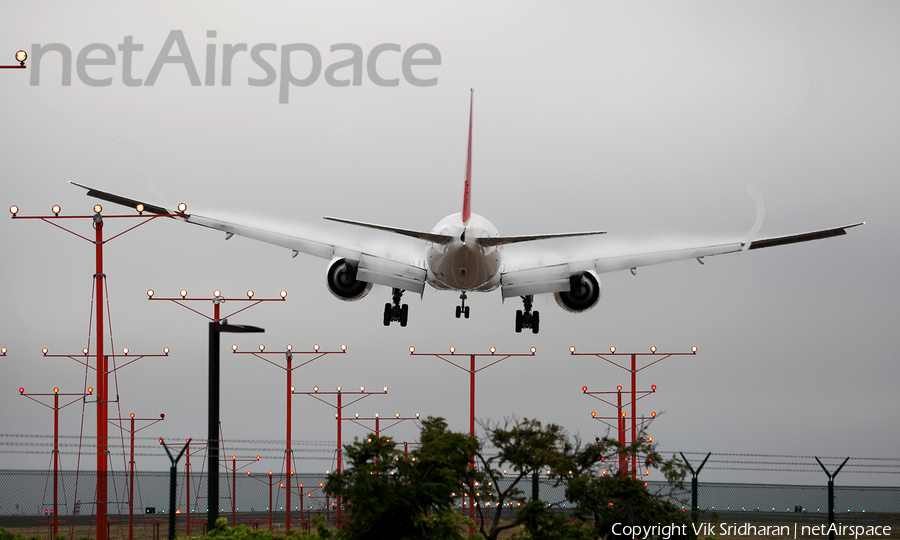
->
<box><xmin>1</xmin><ymin>1</ymin><xmax>898</xmax><ymax>486</ymax></box>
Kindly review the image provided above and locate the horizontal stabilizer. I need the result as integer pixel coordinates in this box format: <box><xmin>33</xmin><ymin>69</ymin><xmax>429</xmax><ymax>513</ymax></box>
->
<box><xmin>478</xmin><ymin>230</ymin><xmax>606</xmax><ymax>247</ymax></box>
<box><xmin>324</xmin><ymin>216</ymin><xmax>454</xmax><ymax>245</ymax></box>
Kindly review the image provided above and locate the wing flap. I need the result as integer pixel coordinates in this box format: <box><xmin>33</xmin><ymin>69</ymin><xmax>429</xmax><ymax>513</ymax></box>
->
<box><xmin>500</xmin><ymin>264</ymin><xmax>572</xmax><ymax>299</ymax></box>
<box><xmin>357</xmin><ymin>254</ymin><xmax>427</xmax><ymax>295</ymax></box>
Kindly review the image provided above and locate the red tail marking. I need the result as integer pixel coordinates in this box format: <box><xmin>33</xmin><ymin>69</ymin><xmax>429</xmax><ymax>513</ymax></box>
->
<box><xmin>462</xmin><ymin>89</ymin><xmax>474</xmax><ymax>225</ymax></box>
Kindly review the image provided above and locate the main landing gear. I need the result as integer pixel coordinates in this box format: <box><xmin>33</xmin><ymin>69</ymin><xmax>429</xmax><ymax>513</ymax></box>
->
<box><xmin>515</xmin><ymin>295</ymin><xmax>540</xmax><ymax>334</ymax></box>
<box><xmin>383</xmin><ymin>287</ymin><xmax>408</xmax><ymax>327</ymax></box>
<box><xmin>455</xmin><ymin>292</ymin><xmax>470</xmax><ymax>319</ymax></box>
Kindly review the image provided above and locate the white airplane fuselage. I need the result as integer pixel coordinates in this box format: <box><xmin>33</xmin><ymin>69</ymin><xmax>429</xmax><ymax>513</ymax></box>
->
<box><xmin>426</xmin><ymin>212</ymin><xmax>502</xmax><ymax>292</ymax></box>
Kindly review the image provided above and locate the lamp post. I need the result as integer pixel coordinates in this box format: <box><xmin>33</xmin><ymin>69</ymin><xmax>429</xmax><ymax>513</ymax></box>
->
<box><xmin>159</xmin><ymin>439</ymin><xmax>190</xmax><ymax>540</ymax></box>
<box><xmin>408</xmin><ymin>346</ymin><xmax>536</xmax><ymax>526</ymax></box>
<box><xmin>18</xmin><ymin>386</ymin><xmax>93</xmax><ymax>537</ymax></box>
<box><xmin>228</xmin><ymin>455</ymin><xmax>259</xmax><ymax>525</ymax></box>
<box><xmin>0</xmin><ymin>50</ymin><xmax>27</xmax><ymax>68</ymax></box>
<box><xmin>109</xmin><ymin>413</ymin><xmax>165</xmax><ymax>540</ymax></box>
<box><xmin>296</xmin><ymin>385</ymin><xmax>388</xmax><ymax>526</ymax></box>
<box><xmin>11</xmin><ymin>202</ymin><xmax>183</xmax><ymax>540</ymax></box>
<box><xmin>147</xmin><ymin>290</ymin><xmax>285</xmax><ymax>529</ymax></box>
<box><xmin>570</xmin><ymin>345</ymin><xmax>697</xmax><ymax>474</ymax></box>
<box><xmin>230</xmin><ymin>342</ymin><xmax>347</xmax><ymax>533</ymax></box>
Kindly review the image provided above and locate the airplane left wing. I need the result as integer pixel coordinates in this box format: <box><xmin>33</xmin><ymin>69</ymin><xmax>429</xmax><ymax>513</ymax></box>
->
<box><xmin>500</xmin><ymin>222</ymin><xmax>864</xmax><ymax>298</ymax></box>
<box><xmin>71</xmin><ymin>182</ymin><xmax>428</xmax><ymax>294</ymax></box>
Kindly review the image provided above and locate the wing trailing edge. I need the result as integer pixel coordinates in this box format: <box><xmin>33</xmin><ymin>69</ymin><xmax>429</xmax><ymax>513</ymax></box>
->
<box><xmin>324</xmin><ymin>216</ymin><xmax>454</xmax><ymax>245</ymax></box>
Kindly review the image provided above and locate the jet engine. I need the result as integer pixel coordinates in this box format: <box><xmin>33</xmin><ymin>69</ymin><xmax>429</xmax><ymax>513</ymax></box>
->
<box><xmin>326</xmin><ymin>258</ymin><xmax>372</xmax><ymax>301</ymax></box>
<box><xmin>554</xmin><ymin>271</ymin><xmax>601</xmax><ymax>313</ymax></box>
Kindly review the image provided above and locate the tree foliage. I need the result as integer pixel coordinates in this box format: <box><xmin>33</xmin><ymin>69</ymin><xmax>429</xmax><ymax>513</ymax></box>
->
<box><xmin>324</xmin><ymin>416</ymin><xmax>478</xmax><ymax>540</ymax></box>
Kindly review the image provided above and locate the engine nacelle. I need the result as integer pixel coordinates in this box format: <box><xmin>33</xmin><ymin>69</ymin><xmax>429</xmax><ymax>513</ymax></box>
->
<box><xmin>554</xmin><ymin>271</ymin><xmax>601</xmax><ymax>313</ymax></box>
<box><xmin>326</xmin><ymin>258</ymin><xmax>373</xmax><ymax>301</ymax></box>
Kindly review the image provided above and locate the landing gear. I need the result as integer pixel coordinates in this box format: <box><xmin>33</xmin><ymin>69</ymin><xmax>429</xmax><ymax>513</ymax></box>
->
<box><xmin>514</xmin><ymin>295</ymin><xmax>540</xmax><ymax>334</ymax></box>
<box><xmin>455</xmin><ymin>292</ymin><xmax>470</xmax><ymax>319</ymax></box>
<box><xmin>383</xmin><ymin>288</ymin><xmax>408</xmax><ymax>327</ymax></box>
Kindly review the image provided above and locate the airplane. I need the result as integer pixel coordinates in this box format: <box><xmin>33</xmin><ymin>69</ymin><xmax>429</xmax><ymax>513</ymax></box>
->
<box><xmin>73</xmin><ymin>90</ymin><xmax>863</xmax><ymax>334</ymax></box>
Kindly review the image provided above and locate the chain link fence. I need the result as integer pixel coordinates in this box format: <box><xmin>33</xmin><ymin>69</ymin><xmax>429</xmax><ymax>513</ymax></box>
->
<box><xmin>1</xmin><ymin>470</ymin><xmax>898</xmax><ymax>539</ymax></box>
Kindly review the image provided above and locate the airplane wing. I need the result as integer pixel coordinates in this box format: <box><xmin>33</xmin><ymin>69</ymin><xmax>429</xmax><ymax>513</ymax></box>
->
<box><xmin>71</xmin><ymin>182</ymin><xmax>429</xmax><ymax>295</ymax></box>
<box><xmin>500</xmin><ymin>222</ymin><xmax>864</xmax><ymax>299</ymax></box>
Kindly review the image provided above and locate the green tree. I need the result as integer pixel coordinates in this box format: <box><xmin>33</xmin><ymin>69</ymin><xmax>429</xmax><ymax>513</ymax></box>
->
<box><xmin>472</xmin><ymin>418</ymin><xmax>572</xmax><ymax>540</ymax></box>
<box><xmin>564</xmin><ymin>436</ymin><xmax>694</xmax><ymax>539</ymax></box>
<box><xmin>324</xmin><ymin>416</ymin><xmax>478</xmax><ymax>540</ymax></box>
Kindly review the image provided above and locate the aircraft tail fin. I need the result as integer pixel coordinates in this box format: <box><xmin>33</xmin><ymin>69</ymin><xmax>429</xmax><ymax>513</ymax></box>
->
<box><xmin>461</xmin><ymin>89</ymin><xmax>474</xmax><ymax>225</ymax></box>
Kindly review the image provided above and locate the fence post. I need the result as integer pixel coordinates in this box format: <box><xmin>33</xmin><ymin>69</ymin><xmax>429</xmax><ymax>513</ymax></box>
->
<box><xmin>680</xmin><ymin>452</ymin><xmax>710</xmax><ymax>522</ymax></box>
<box><xmin>815</xmin><ymin>456</ymin><xmax>849</xmax><ymax>540</ymax></box>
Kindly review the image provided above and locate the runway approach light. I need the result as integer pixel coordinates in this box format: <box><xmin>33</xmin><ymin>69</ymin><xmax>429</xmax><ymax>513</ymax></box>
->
<box><xmin>136</xmin><ymin>204</ymin><xmax>144</xmax><ymax>214</ymax></box>
<box><xmin>9</xmin><ymin>205</ymin><xmax>18</xmax><ymax>216</ymax></box>
<box><xmin>415</xmin><ymin>412</ymin><xmax>420</xmax><ymax>418</ymax></box>
<box><xmin>122</xmin><ymin>348</ymin><xmax>128</xmax><ymax>355</ymax></box>
<box><xmin>280</xmin><ymin>290</ymin><xmax>287</xmax><ymax>298</ymax></box>
<box><xmin>259</xmin><ymin>344</ymin><xmax>265</xmax><ymax>352</ymax></box>
<box><xmin>341</xmin><ymin>344</ymin><xmax>347</xmax><ymax>351</ymax></box>
<box><xmin>409</xmin><ymin>346</ymin><xmax>415</xmax><ymax>353</ymax></box>
<box><xmin>582</xmin><ymin>386</ymin><xmax>587</xmax><ymax>392</ymax></box>
<box><xmin>313</xmin><ymin>386</ymin><xmax>318</xmax><ymax>392</ymax></box>
<box><xmin>569</xmin><ymin>346</ymin><xmax>576</xmax><ymax>353</ymax></box>
<box><xmin>147</xmin><ymin>289</ymin><xmax>154</xmax><ymax>298</ymax></box>
<box><xmin>449</xmin><ymin>346</ymin><xmax>455</xmax><ymax>353</ymax></box>
<box><xmin>83</xmin><ymin>348</ymin><xmax>88</xmax><ymax>355</ymax></box>
<box><xmin>490</xmin><ymin>347</ymin><xmax>496</xmax><ymax>354</ymax></box>
<box><xmin>42</xmin><ymin>348</ymin><xmax>48</xmax><ymax>355</ymax></box>
<box><xmin>610</xmin><ymin>346</ymin><xmax>616</xmax><ymax>353</ymax></box>
<box><xmin>232</xmin><ymin>344</ymin><xmax>238</xmax><ymax>351</ymax></box>
<box><xmin>383</xmin><ymin>386</ymin><xmax>388</xmax><ymax>392</ymax></box>
<box><xmin>530</xmin><ymin>347</ymin><xmax>536</xmax><ymax>354</ymax></box>
<box><xmin>247</xmin><ymin>290</ymin><xmax>254</xmax><ymax>299</ymax></box>
<box><xmin>163</xmin><ymin>347</ymin><xmax>169</xmax><ymax>354</ymax></box>
<box><xmin>336</xmin><ymin>386</ymin><xmax>341</xmax><ymax>392</ymax></box>
<box><xmin>214</xmin><ymin>290</ymin><xmax>221</xmax><ymax>298</ymax></box>
<box><xmin>691</xmin><ymin>346</ymin><xmax>698</xmax><ymax>353</ymax></box>
<box><xmin>180</xmin><ymin>289</ymin><xmax>187</xmax><ymax>298</ymax></box>
<box><xmin>16</xmin><ymin>50</ymin><xmax>27</xmax><ymax>64</ymax></box>
<box><xmin>359</xmin><ymin>386</ymin><xmax>365</xmax><ymax>392</ymax></box>
<box><xmin>93</xmin><ymin>205</ymin><xmax>102</xmax><ymax>214</ymax></box>
<box><xmin>286</xmin><ymin>344</ymin><xmax>292</xmax><ymax>351</ymax></box>
<box><xmin>313</xmin><ymin>344</ymin><xmax>319</xmax><ymax>352</ymax></box>
<box><xmin>617</xmin><ymin>385</ymin><xmax>622</xmax><ymax>391</ymax></box>
<box><xmin>52</xmin><ymin>205</ymin><xmax>60</xmax><ymax>215</ymax></box>
<box><xmin>177</xmin><ymin>203</ymin><xmax>187</xmax><ymax>213</ymax></box>
<box><xmin>650</xmin><ymin>346</ymin><xmax>657</xmax><ymax>353</ymax></box>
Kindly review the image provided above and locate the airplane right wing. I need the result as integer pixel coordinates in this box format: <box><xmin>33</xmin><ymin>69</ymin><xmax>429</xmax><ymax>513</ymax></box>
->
<box><xmin>500</xmin><ymin>222</ymin><xmax>864</xmax><ymax>299</ymax></box>
<box><xmin>71</xmin><ymin>182</ymin><xmax>429</xmax><ymax>295</ymax></box>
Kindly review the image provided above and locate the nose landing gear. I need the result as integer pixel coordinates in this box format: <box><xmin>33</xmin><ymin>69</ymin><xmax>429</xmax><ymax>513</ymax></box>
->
<box><xmin>515</xmin><ymin>295</ymin><xmax>540</xmax><ymax>334</ymax></box>
<box><xmin>383</xmin><ymin>288</ymin><xmax>408</xmax><ymax>327</ymax></box>
<box><xmin>455</xmin><ymin>292</ymin><xmax>470</xmax><ymax>319</ymax></box>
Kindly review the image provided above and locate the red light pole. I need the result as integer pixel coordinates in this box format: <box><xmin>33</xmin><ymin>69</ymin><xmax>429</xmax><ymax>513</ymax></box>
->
<box><xmin>296</xmin><ymin>385</ymin><xmax>388</xmax><ymax>527</ymax></box>
<box><xmin>230</xmin><ymin>342</ymin><xmax>347</xmax><ymax>533</ymax></box>
<box><xmin>147</xmin><ymin>289</ymin><xmax>285</xmax><ymax>529</ymax></box>
<box><xmin>584</xmin><ymin>385</ymin><xmax>657</xmax><ymax>474</ymax></box>
<box><xmin>344</xmin><ymin>411</ymin><xmax>421</xmax><ymax>439</ymax></box>
<box><xmin>229</xmin><ymin>455</ymin><xmax>260</xmax><ymax>525</ymax></box>
<box><xmin>408</xmin><ymin>346</ymin><xmax>537</xmax><ymax>526</ymax></box>
<box><xmin>0</xmin><ymin>50</ymin><xmax>27</xmax><ymax>68</ymax></box>
<box><xmin>11</xmin><ymin>201</ymin><xmax>184</xmax><ymax>540</ymax></box>
<box><xmin>109</xmin><ymin>413</ymin><xmax>165</xmax><ymax>540</ymax></box>
<box><xmin>18</xmin><ymin>386</ymin><xmax>93</xmax><ymax>537</ymax></box>
<box><xmin>571</xmin><ymin>345</ymin><xmax>697</xmax><ymax>474</ymax></box>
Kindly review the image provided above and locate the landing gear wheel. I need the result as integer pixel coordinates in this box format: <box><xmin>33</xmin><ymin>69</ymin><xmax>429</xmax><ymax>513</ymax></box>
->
<box><xmin>464</xmin><ymin>305</ymin><xmax>470</xmax><ymax>319</ymax></box>
<box><xmin>455</xmin><ymin>305</ymin><xmax>461</xmax><ymax>318</ymax></box>
<box><xmin>515</xmin><ymin>310</ymin><xmax>523</xmax><ymax>333</ymax></box>
<box><xmin>383</xmin><ymin>303</ymin><xmax>392</xmax><ymax>326</ymax></box>
<box><xmin>515</xmin><ymin>295</ymin><xmax>539</xmax><ymax>334</ymax></box>
<box><xmin>384</xmin><ymin>288</ymin><xmax>408</xmax><ymax>327</ymax></box>
<box><xmin>531</xmin><ymin>311</ymin><xmax>540</xmax><ymax>334</ymax></box>
<box><xmin>400</xmin><ymin>304</ymin><xmax>409</xmax><ymax>327</ymax></box>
